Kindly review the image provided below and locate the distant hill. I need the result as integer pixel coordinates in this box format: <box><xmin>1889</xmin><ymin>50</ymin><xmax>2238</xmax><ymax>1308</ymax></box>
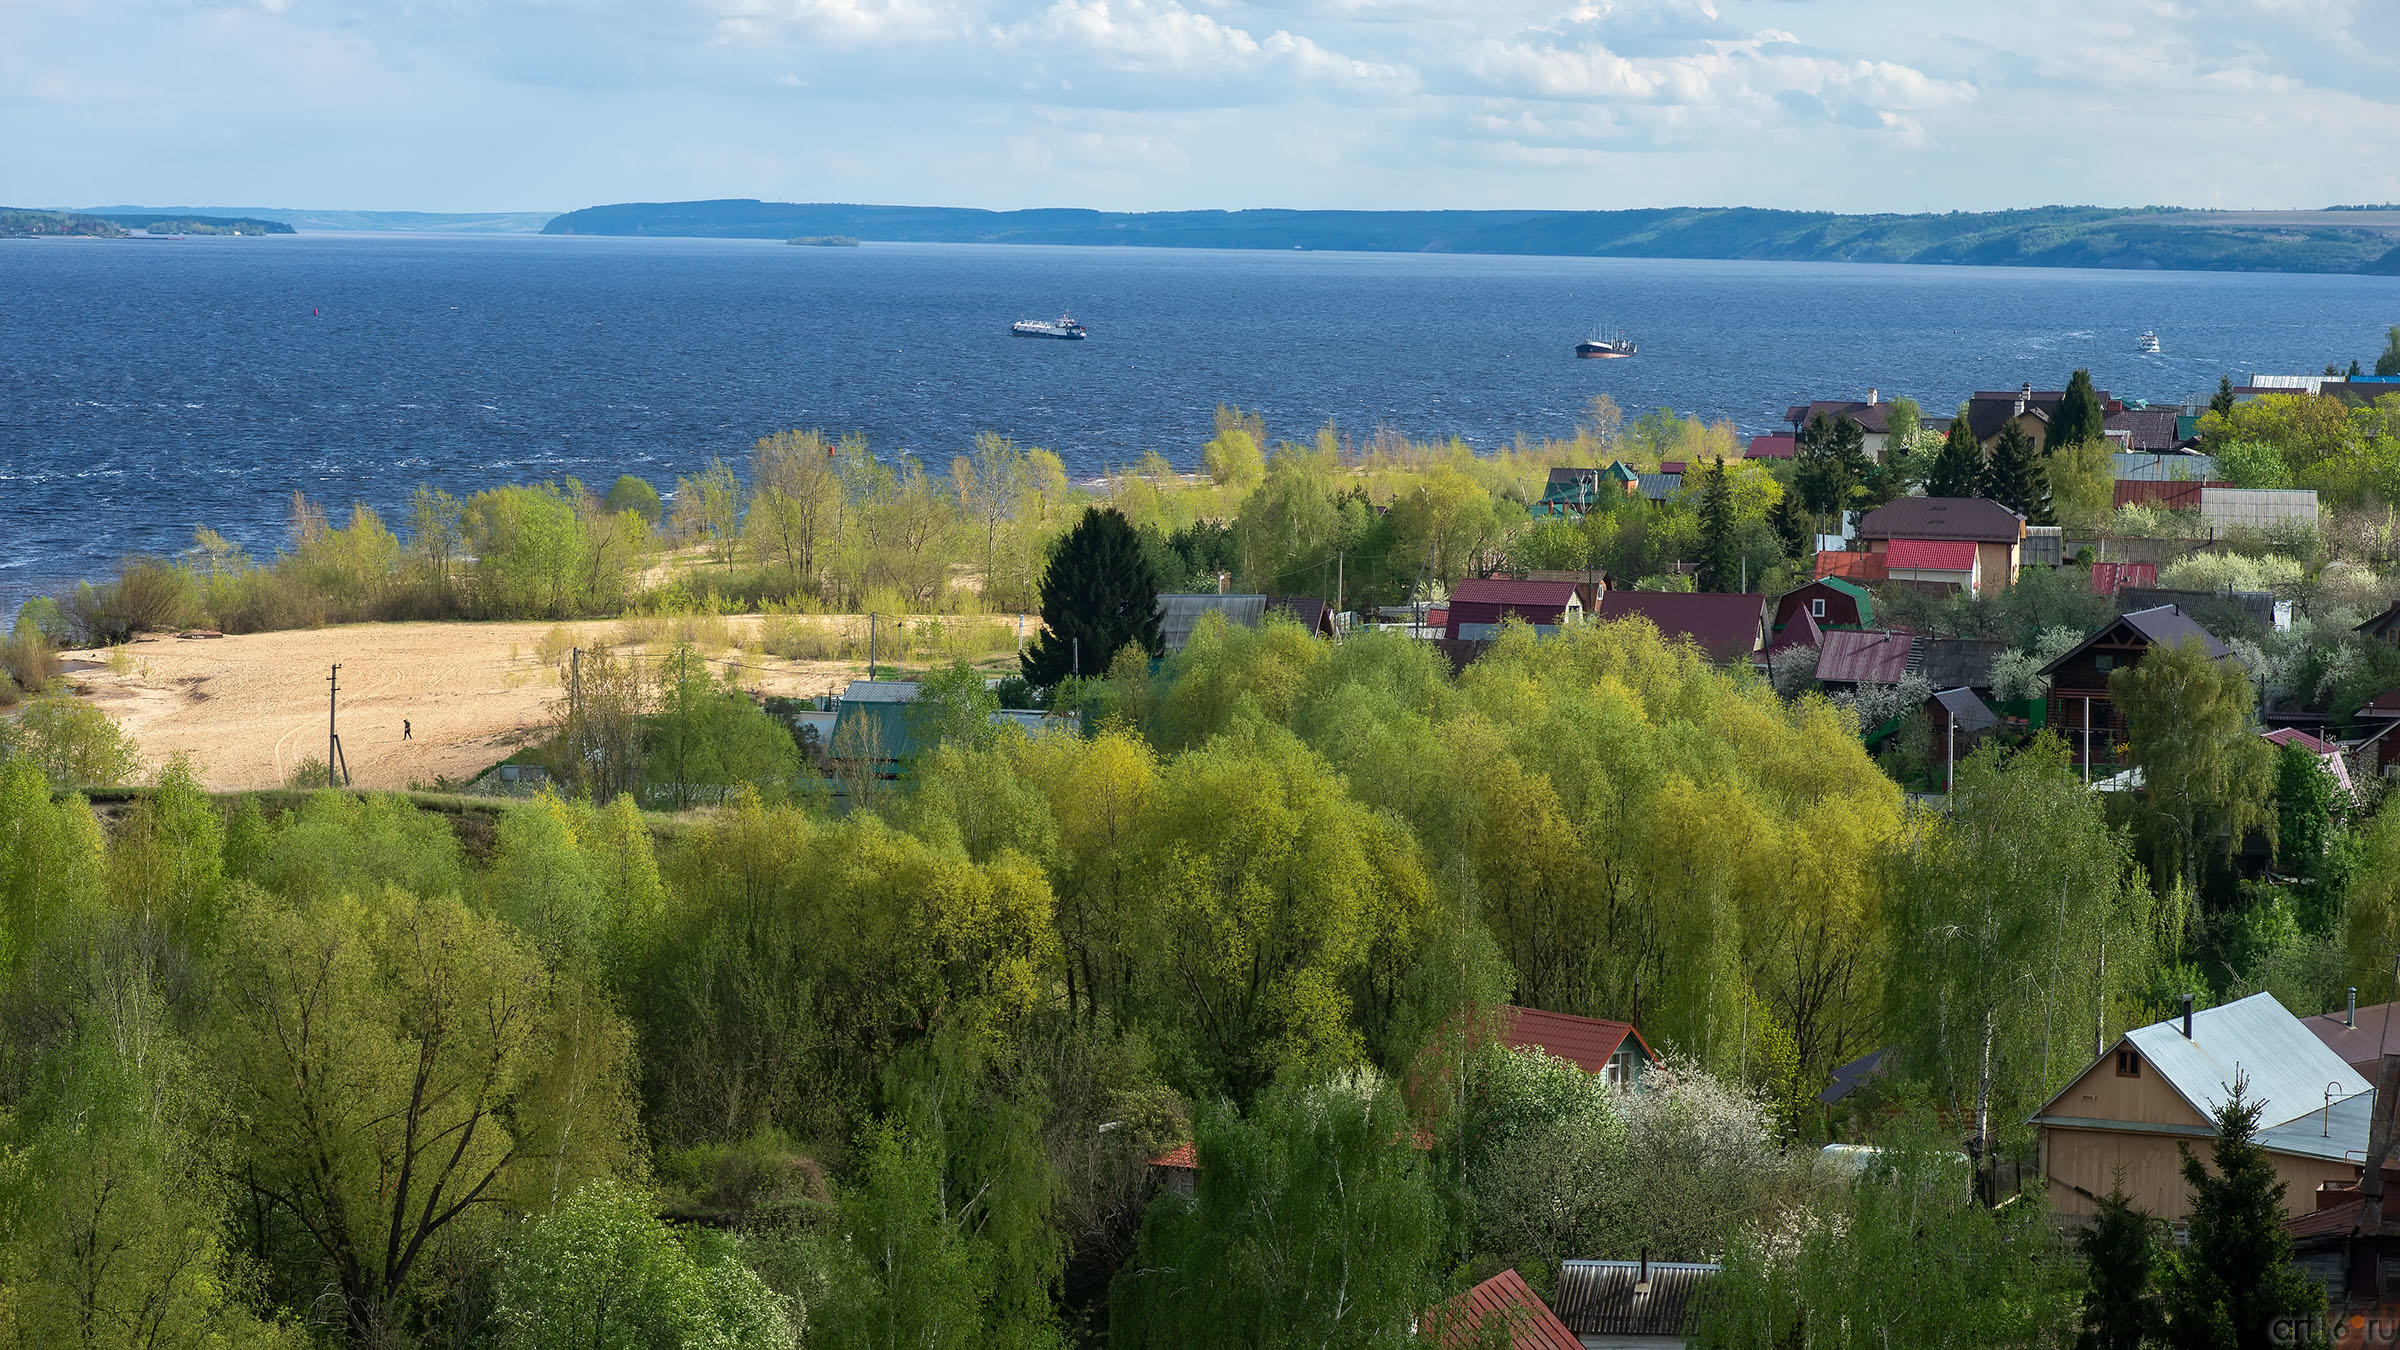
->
<box><xmin>78</xmin><ymin>206</ymin><xmax>555</xmax><ymax>233</ymax></box>
<box><xmin>543</xmin><ymin>199</ymin><xmax>2400</xmax><ymax>275</ymax></box>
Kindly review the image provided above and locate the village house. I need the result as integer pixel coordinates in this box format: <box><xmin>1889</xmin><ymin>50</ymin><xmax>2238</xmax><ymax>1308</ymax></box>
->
<box><xmin>1881</xmin><ymin>537</ymin><xmax>1983</xmax><ymax>594</ymax></box>
<box><xmin>2303</xmin><ymin>996</ymin><xmax>2400</xmax><ymax>1079</ymax></box>
<box><xmin>1591</xmin><ymin>591</ymin><xmax>1770</xmax><ymax>664</ymax></box>
<box><xmin>1494</xmin><ymin>1004</ymin><xmax>1660</xmax><ymax>1089</ymax></box>
<box><xmin>1962</xmin><ymin>381</ymin><xmax>2128</xmax><ymax>452</ymax></box>
<box><xmin>1783</xmin><ymin>389</ymin><xmax>1905</xmax><ymax>461</ymax></box>
<box><xmin>1743</xmin><ymin>432</ymin><xmax>1795</xmax><ymax>461</ymax></box>
<box><xmin>1445</xmin><ymin>578</ymin><xmax>1584</xmax><ymax>642</ymax></box>
<box><xmin>2038</xmin><ymin>605</ymin><xmax>2230</xmax><ymax>765</ymax></box>
<box><xmin>1155</xmin><ymin>592</ymin><xmax>1338</xmax><ymax>654</ymax></box>
<box><xmin>1811</xmin><ymin>629</ymin><xmax>1917</xmax><ymax>694</ymax></box>
<box><xmin>1772</xmin><ymin>576</ymin><xmax>1873</xmax><ymax>632</ymax></box>
<box><xmin>2030</xmin><ymin>992</ymin><xmax>2370</xmax><ymax>1222</ymax></box>
<box><xmin>1854</xmin><ymin>497</ymin><xmax>2027</xmax><ymax>593</ymax></box>
<box><xmin>1422</xmin><ymin>1268</ymin><xmax>1582</xmax><ymax>1350</ymax></box>
<box><xmin>1532</xmin><ymin>464</ymin><xmax>1639</xmax><ymax>517</ymax></box>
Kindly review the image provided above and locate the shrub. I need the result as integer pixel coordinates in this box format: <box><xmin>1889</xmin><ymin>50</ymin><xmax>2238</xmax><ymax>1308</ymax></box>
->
<box><xmin>0</xmin><ymin>692</ymin><xmax>144</xmax><ymax>789</ymax></box>
<box><xmin>63</xmin><ymin>556</ymin><xmax>196</xmax><ymax>645</ymax></box>
<box><xmin>0</xmin><ymin>627</ymin><xmax>58</xmax><ymax>695</ymax></box>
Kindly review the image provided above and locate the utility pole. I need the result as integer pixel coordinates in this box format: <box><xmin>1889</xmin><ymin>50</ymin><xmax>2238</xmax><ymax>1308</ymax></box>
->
<box><xmin>868</xmin><ymin>613</ymin><xmax>877</xmax><ymax>680</ymax></box>
<box><xmin>326</xmin><ymin>663</ymin><xmax>347</xmax><ymax>788</ymax></box>
<box><xmin>1336</xmin><ymin>550</ymin><xmax>1345</xmax><ymax>633</ymax></box>
<box><xmin>1073</xmin><ymin>636</ymin><xmax>1080</xmax><ymax>680</ymax></box>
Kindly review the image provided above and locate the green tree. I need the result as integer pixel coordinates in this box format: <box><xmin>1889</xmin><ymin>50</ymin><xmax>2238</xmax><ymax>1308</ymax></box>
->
<box><xmin>1982</xmin><ymin>421</ymin><xmax>2052</xmax><ymax>524</ymax></box>
<box><xmin>671</xmin><ymin>458</ymin><xmax>745</xmax><ymax>567</ymax></box>
<box><xmin>2159</xmin><ymin>1079</ymin><xmax>2328</xmax><ymax>1350</ymax></box>
<box><xmin>2051</xmin><ymin>369</ymin><xmax>2107</xmax><ymax>451</ymax></box>
<box><xmin>0</xmin><ymin>998</ymin><xmax>301</xmax><ymax>1350</ymax></box>
<box><xmin>1112</xmin><ymin>1076</ymin><xmax>1439</xmax><ymax>1350</ymax></box>
<box><xmin>2110</xmin><ymin>638</ymin><xmax>2275</xmax><ymax>896</ymax></box>
<box><xmin>645</xmin><ymin>647</ymin><xmax>800</xmax><ymax>809</ymax></box>
<box><xmin>604</xmin><ymin>474</ymin><xmax>662</xmax><ymax>523</ymax></box>
<box><xmin>914</xmin><ymin>659</ymin><xmax>1004</xmax><ymax>756</ymax></box>
<box><xmin>2216</xmin><ymin>439</ymin><xmax>2291</xmax><ymax>489</ymax></box>
<box><xmin>491</xmin><ymin>1180</ymin><xmax>791</xmax><ymax>1350</ymax></box>
<box><xmin>1200</xmin><ymin>407</ymin><xmax>1267</xmax><ymax>489</ymax></box>
<box><xmin>1695</xmin><ymin>457</ymin><xmax>1739</xmax><ymax>592</ymax></box>
<box><xmin>210</xmin><ymin>885</ymin><xmax>639</xmax><ymax>1344</ymax></box>
<box><xmin>1688</xmin><ymin>1122</ymin><xmax>2079</xmax><ymax>1350</ymax></box>
<box><xmin>0</xmin><ymin>691</ymin><xmax>142</xmax><ymax>790</ymax></box>
<box><xmin>2212</xmin><ymin>376</ymin><xmax>2238</xmax><ymax>418</ymax></box>
<box><xmin>2377</xmin><ymin>325</ymin><xmax>2400</xmax><ymax>378</ymax></box>
<box><xmin>1926</xmin><ymin>417</ymin><xmax>1986</xmax><ymax>499</ymax></box>
<box><xmin>1766</xmin><ymin>492</ymin><xmax>1808</xmax><ymax>562</ymax></box>
<box><xmin>1795</xmin><ymin>412</ymin><xmax>1870</xmax><ymax>532</ymax></box>
<box><xmin>2075</xmin><ymin>1183</ymin><xmax>2164</xmax><ymax>1350</ymax></box>
<box><xmin>1883</xmin><ymin>738</ymin><xmax>2151</xmax><ymax>1153</ymax></box>
<box><xmin>1022</xmin><ymin>507</ymin><xmax>1163</xmax><ymax>688</ymax></box>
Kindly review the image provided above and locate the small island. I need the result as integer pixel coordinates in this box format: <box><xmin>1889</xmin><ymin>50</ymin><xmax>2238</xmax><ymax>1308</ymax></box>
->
<box><xmin>784</xmin><ymin>235</ymin><xmax>861</xmax><ymax>247</ymax></box>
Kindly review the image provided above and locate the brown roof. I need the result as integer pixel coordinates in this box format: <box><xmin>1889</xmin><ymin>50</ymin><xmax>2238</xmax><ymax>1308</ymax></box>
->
<box><xmin>1857</xmin><ymin>497</ymin><xmax>2026</xmax><ymax>544</ymax></box>
<box><xmin>1814</xmin><ymin>629</ymin><xmax>1918</xmax><ymax>685</ymax></box>
<box><xmin>1917</xmin><ymin>638</ymin><xmax>2004</xmax><ymax>691</ymax></box>
<box><xmin>1499</xmin><ymin>1004</ymin><xmax>1656</xmax><ymax>1075</ymax></box>
<box><xmin>1964</xmin><ymin>387</ymin><xmax>2124</xmax><ymax>444</ymax></box>
<box><xmin>2302</xmin><ymin>1001</ymin><xmax>2400</xmax><ymax>1075</ymax></box>
<box><xmin>2106</xmin><ymin>407</ymin><xmax>2184</xmax><ymax>453</ymax></box>
<box><xmin>1767</xmin><ymin>607</ymin><xmax>1823</xmax><ymax>653</ymax></box>
<box><xmin>2037</xmin><ymin>605</ymin><xmax>2230</xmax><ymax>677</ymax></box>
<box><xmin>1592</xmin><ymin>591</ymin><xmax>1768</xmax><ymax>662</ymax></box>
<box><xmin>1784</xmin><ymin>400</ymin><xmax>1898</xmax><ymax>434</ymax></box>
<box><xmin>1265</xmin><ymin>595</ymin><xmax>1333</xmax><ymax>636</ymax></box>
<box><xmin>1816</xmin><ymin>550</ymin><xmax>1888</xmax><ymax>582</ymax></box>
<box><xmin>1424</xmin><ymin>1270</ymin><xmax>1582</xmax><ymax>1350</ymax></box>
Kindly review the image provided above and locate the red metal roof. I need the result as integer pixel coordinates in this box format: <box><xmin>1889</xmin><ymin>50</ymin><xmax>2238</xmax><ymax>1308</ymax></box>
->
<box><xmin>1591</xmin><ymin>591</ymin><xmax>1767</xmax><ymax>662</ymax></box>
<box><xmin>1745</xmin><ymin>433</ymin><xmax>1796</xmax><ymax>459</ymax></box>
<box><xmin>1500</xmin><ymin>1004</ymin><xmax>1656</xmax><ymax>1075</ymax></box>
<box><xmin>1658</xmin><ymin>460</ymin><xmax>1687</xmax><ymax>475</ymax></box>
<box><xmin>1451</xmin><ymin>577</ymin><xmax>1582</xmax><ymax>608</ymax></box>
<box><xmin>1816</xmin><ymin>550</ymin><xmax>1887</xmax><ymax>582</ymax></box>
<box><xmin>2089</xmin><ymin>561</ymin><xmax>2159</xmax><ymax>595</ymax></box>
<box><xmin>1882</xmin><ymin>538</ymin><xmax>1978</xmax><ymax>572</ymax></box>
<box><xmin>2264</xmin><ymin>727</ymin><xmax>2339</xmax><ymax>756</ymax></box>
<box><xmin>2114</xmin><ymin>479</ymin><xmax>2211</xmax><ymax>510</ymax></box>
<box><xmin>1424</xmin><ymin>1269</ymin><xmax>1583</xmax><ymax>1350</ymax></box>
<box><xmin>1813</xmin><ymin>629</ymin><xmax>1918</xmax><ymax>685</ymax></box>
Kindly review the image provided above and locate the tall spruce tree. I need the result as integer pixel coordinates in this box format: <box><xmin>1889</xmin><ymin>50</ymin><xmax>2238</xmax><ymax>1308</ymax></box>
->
<box><xmin>1768</xmin><ymin>491</ymin><xmax>1808</xmax><ymax>562</ymax></box>
<box><xmin>2211</xmin><ymin>376</ymin><xmax>2237</xmax><ymax>418</ymax></box>
<box><xmin>2075</xmin><ymin>1183</ymin><xmax>2164</xmax><ymax>1350</ymax></box>
<box><xmin>1926</xmin><ymin>419</ymin><xmax>1986</xmax><ymax>499</ymax></box>
<box><xmin>1695</xmin><ymin>457</ymin><xmax>1738</xmax><ymax>592</ymax></box>
<box><xmin>2160</xmin><ymin>1079</ymin><xmax>2328</xmax><ymax>1350</ymax></box>
<box><xmin>2050</xmin><ymin>369</ymin><xmax>2106</xmax><ymax>451</ymax></box>
<box><xmin>1021</xmin><ymin>505</ymin><xmax>1163</xmax><ymax>687</ymax></box>
<box><xmin>1981</xmin><ymin>422</ymin><xmax>2051</xmax><ymax>524</ymax></box>
<box><xmin>2378</xmin><ymin>325</ymin><xmax>2400</xmax><ymax>377</ymax></box>
<box><xmin>1796</xmin><ymin>412</ymin><xmax>1870</xmax><ymax>534</ymax></box>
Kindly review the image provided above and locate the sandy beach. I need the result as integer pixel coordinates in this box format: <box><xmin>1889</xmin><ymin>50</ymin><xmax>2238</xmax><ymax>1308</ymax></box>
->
<box><xmin>58</xmin><ymin>615</ymin><xmax>1009</xmax><ymax>792</ymax></box>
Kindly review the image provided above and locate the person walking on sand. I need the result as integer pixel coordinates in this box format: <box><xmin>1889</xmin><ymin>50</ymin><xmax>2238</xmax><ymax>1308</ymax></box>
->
<box><xmin>403</xmin><ymin>719</ymin><xmax>412</xmax><ymax>742</ymax></box>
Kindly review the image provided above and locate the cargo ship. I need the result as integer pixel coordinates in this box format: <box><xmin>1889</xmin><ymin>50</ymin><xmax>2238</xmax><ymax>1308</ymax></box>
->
<box><xmin>1575</xmin><ymin>331</ymin><xmax>1636</xmax><ymax>359</ymax></box>
<box><xmin>1013</xmin><ymin>314</ymin><xmax>1087</xmax><ymax>340</ymax></box>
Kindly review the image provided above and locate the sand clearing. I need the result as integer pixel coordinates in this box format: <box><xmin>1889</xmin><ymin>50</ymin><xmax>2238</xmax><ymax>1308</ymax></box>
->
<box><xmin>57</xmin><ymin>617</ymin><xmax>974</xmax><ymax>792</ymax></box>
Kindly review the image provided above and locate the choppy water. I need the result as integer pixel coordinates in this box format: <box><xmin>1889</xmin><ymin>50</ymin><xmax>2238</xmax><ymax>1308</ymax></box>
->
<box><xmin>5</xmin><ymin>231</ymin><xmax>2397</xmax><ymax>613</ymax></box>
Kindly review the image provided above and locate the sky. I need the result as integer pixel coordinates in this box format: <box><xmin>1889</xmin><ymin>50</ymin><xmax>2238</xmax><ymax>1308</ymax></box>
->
<box><xmin>6</xmin><ymin>0</ymin><xmax>2399</xmax><ymax>215</ymax></box>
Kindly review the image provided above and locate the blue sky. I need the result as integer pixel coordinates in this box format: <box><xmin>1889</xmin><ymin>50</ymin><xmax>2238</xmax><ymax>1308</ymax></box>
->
<box><xmin>6</xmin><ymin>0</ymin><xmax>2398</xmax><ymax>213</ymax></box>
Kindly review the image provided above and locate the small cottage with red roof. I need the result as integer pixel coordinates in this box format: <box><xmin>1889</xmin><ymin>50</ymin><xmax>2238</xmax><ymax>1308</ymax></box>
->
<box><xmin>1855</xmin><ymin>498</ymin><xmax>2026</xmax><ymax>593</ymax></box>
<box><xmin>1773</xmin><ymin>577</ymin><xmax>1873</xmax><ymax>632</ymax></box>
<box><xmin>1446</xmin><ymin>577</ymin><xmax>1584</xmax><ymax>643</ymax></box>
<box><xmin>1744</xmin><ymin>433</ymin><xmax>1796</xmax><ymax>461</ymax></box>
<box><xmin>1591</xmin><ymin>591</ymin><xmax>1769</xmax><ymax>664</ymax></box>
<box><xmin>1422</xmin><ymin>1269</ymin><xmax>1582</xmax><ymax>1350</ymax></box>
<box><xmin>1881</xmin><ymin>537</ymin><xmax>1982</xmax><ymax>594</ymax></box>
<box><xmin>1499</xmin><ymin>1004</ymin><xmax>1659</xmax><ymax>1088</ymax></box>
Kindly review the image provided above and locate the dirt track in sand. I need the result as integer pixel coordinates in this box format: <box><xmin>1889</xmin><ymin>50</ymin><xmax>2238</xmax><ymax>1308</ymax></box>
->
<box><xmin>59</xmin><ymin>615</ymin><xmax>1016</xmax><ymax>791</ymax></box>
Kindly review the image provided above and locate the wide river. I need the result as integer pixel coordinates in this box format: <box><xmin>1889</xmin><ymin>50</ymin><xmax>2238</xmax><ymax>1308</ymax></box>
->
<box><xmin>5</xmin><ymin>232</ymin><xmax>2398</xmax><ymax>611</ymax></box>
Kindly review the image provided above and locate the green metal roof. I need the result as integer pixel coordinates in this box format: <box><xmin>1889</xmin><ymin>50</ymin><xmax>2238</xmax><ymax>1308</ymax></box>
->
<box><xmin>1818</xmin><ymin>576</ymin><xmax>1875</xmax><ymax>626</ymax></box>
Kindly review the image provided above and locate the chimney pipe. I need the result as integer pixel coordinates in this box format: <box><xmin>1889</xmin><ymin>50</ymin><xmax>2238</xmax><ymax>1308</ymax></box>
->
<box><xmin>2352</xmin><ymin>987</ymin><xmax>2361</xmax><ymax>1029</ymax></box>
<box><xmin>1637</xmin><ymin>1247</ymin><xmax>1650</xmax><ymax>1291</ymax></box>
<box><xmin>2181</xmin><ymin>993</ymin><xmax>2195</xmax><ymax>1039</ymax></box>
<box><xmin>1867</xmin><ymin>387</ymin><xmax>1879</xmax><ymax>406</ymax></box>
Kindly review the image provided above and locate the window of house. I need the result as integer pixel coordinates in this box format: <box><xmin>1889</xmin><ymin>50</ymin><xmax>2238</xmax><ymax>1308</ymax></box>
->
<box><xmin>2094</xmin><ymin>654</ymin><xmax>2115</xmax><ymax>674</ymax></box>
<box><xmin>2115</xmin><ymin>1048</ymin><xmax>2141</xmax><ymax>1078</ymax></box>
<box><xmin>1811</xmin><ymin>598</ymin><xmax>1827</xmax><ymax>618</ymax></box>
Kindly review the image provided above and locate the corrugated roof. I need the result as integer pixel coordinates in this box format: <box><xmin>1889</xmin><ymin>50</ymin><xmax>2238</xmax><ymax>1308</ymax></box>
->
<box><xmin>1424</xmin><ymin>1270</ymin><xmax>1582</xmax><ymax>1350</ymax></box>
<box><xmin>2105</xmin><ymin>408</ymin><xmax>2184</xmax><ymax>453</ymax></box>
<box><xmin>2120</xmin><ymin>605</ymin><xmax>2232</xmax><ymax>659</ymax></box>
<box><xmin>1783</xmin><ymin>400</ymin><xmax>1898</xmax><ymax>434</ymax></box>
<box><xmin>1767</xmin><ymin>607</ymin><xmax>1823</xmax><ymax>653</ymax></box>
<box><xmin>2255</xmin><ymin>1088</ymin><xmax>2375</xmax><ymax>1163</ymax></box>
<box><xmin>842</xmin><ymin>679</ymin><xmax>922</xmax><ymax>703</ymax></box>
<box><xmin>1500</xmin><ymin>1004</ymin><xmax>1653</xmax><ymax>1075</ymax></box>
<box><xmin>1635</xmin><ymin>472</ymin><xmax>1684</xmax><ymax>501</ymax></box>
<box><xmin>1157</xmin><ymin>593</ymin><xmax>1269</xmax><ymax>654</ymax></box>
<box><xmin>1553</xmin><ymin>1260</ymin><xmax>1721</xmax><ymax>1339</ymax></box>
<box><xmin>1858</xmin><ymin>497</ymin><xmax>2025</xmax><ymax>543</ymax></box>
<box><xmin>2199</xmin><ymin>487</ymin><xmax>2320</xmax><ymax>531</ymax></box>
<box><xmin>1814</xmin><ymin>629</ymin><xmax>1918</xmax><ymax>685</ymax></box>
<box><xmin>1917</xmin><ymin>638</ymin><xmax>2003</xmax><ymax>691</ymax></box>
<box><xmin>1883</xmin><ymin>538</ymin><xmax>1979</xmax><ymax>572</ymax></box>
<box><xmin>1816</xmin><ymin>550</ymin><xmax>1888</xmax><ymax>583</ymax></box>
<box><xmin>1591</xmin><ymin>592</ymin><xmax>1767</xmax><ymax>662</ymax></box>
<box><xmin>2021</xmin><ymin>525</ymin><xmax>2065</xmax><ymax>568</ymax></box>
<box><xmin>2091</xmin><ymin>561</ymin><xmax>2160</xmax><ymax>595</ymax></box>
<box><xmin>2114</xmin><ymin>452</ymin><xmax>2217</xmax><ymax>482</ymax></box>
<box><xmin>1454</xmin><ymin>578</ymin><xmax>1582</xmax><ymax>607</ymax></box>
<box><xmin>1932</xmin><ymin>687</ymin><xmax>1999</xmax><ymax>733</ymax></box>
<box><xmin>2301</xmin><ymin>1000</ymin><xmax>2400</xmax><ymax>1074</ymax></box>
<box><xmin>2113</xmin><ymin>992</ymin><xmax>2371</xmax><ymax>1130</ymax></box>
<box><xmin>1744</xmin><ymin>434</ymin><xmax>1796</xmax><ymax>460</ymax></box>
<box><xmin>1819</xmin><ymin>1047</ymin><xmax>1892</xmax><ymax>1105</ymax></box>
